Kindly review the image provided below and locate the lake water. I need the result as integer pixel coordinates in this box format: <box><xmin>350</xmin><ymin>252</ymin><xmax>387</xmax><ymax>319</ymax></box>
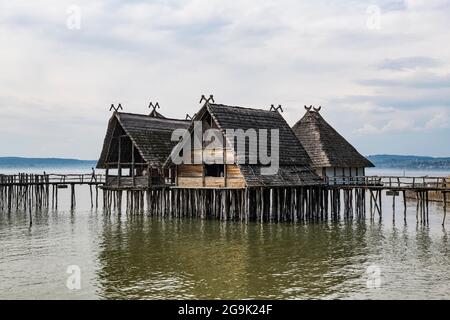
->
<box><xmin>1</xmin><ymin>167</ymin><xmax>450</xmax><ymax>299</ymax></box>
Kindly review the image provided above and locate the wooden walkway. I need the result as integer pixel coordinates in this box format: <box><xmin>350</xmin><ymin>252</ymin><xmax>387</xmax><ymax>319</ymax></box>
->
<box><xmin>325</xmin><ymin>175</ymin><xmax>449</xmax><ymax>191</ymax></box>
<box><xmin>0</xmin><ymin>173</ymin><xmax>105</xmax><ymax>185</ymax></box>
<box><xmin>325</xmin><ymin>175</ymin><xmax>449</xmax><ymax>225</ymax></box>
<box><xmin>0</xmin><ymin>173</ymin><xmax>104</xmax><ymax>213</ymax></box>
<box><xmin>0</xmin><ymin>173</ymin><xmax>448</xmax><ymax>225</ymax></box>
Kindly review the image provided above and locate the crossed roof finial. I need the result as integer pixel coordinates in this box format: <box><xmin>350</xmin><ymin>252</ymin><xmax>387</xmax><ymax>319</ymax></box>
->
<box><xmin>304</xmin><ymin>105</ymin><xmax>321</xmax><ymax>112</ymax></box>
<box><xmin>109</xmin><ymin>103</ymin><xmax>123</xmax><ymax>112</ymax></box>
<box><xmin>199</xmin><ymin>94</ymin><xmax>214</xmax><ymax>104</ymax></box>
<box><xmin>270</xmin><ymin>104</ymin><xmax>283</xmax><ymax>113</ymax></box>
<box><xmin>149</xmin><ymin>101</ymin><xmax>160</xmax><ymax>111</ymax></box>
<box><xmin>185</xmin><ymin>113</ymin><xmax>197</xmax><ymax>120</ymax></box>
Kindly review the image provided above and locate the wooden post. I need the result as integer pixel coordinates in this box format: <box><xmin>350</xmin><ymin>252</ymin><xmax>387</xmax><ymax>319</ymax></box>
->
<box><xmin>118</xmin><ymin>136</ymin><xmax>122</xmax><ymax>187</ymax></box>
<box><xmin>148</xmin><ymin>164</ymin><xmax>151</xmax><ymax>187</ymax></box>
<box><xmin>223</xmin><ymin>146</ymin><xmax>227</xmax><ymax>188</ymax></box>
<box><xmin>224</xmin><ymin>164</ymin><xmax>227</xmax><ymax>188</ymax></box>
<box><xmin>55</xmin><ymin>185</ymin><xmax>58</xmax><ymax>209</ymax></box>
<box><xmin>202</xmin><ymin>165</ymin><xmax>205</xmax><ymax>187</ymax></box>
<box><xmin>422</xmin><ymin>191</ymin><xmax>426</xmax><ymax>223</ymax></box>
<box><xmin>269</xmin><ymin>188</ymin><xmax>273</xmax><ymax>221</ymax></box>
<box><xmin>95</xmin><ymin>185</ymin><xmax>98</xmax><ymax>209</ymax></box>
<box><xmin>89</xmin><ymin>185</ymin><xmax>93</xmax><ymax>208</ymax></box>
<box><xmin>277</xmin><ymin>188</ymin><xmax>281</xmax><ymax>222</ymax></box>
<box><xmin>416</xmin><ymin>192</ymin><xmax>419</xmax><ymax>223</ymax></box>
<box><xmin>131</xmin><ymin>143</ymin><xmax>135</xmax><ymax>186</ymax></box>
<box><xmin>443</xmin><ymin>192</ymin><xmax>447</xmax><ymax>226</ymax></box>
<box><xmin>70</xmin><ymin>183</ymin><xmax>75</xmax><ymax>210</ymax></box>
<box><xmin>378</xmin><ymin>190</ymin><xmax>382</xmax><ymax>219</ymax></box>
<box><xmin>392</xmin><ymin>192</ymin><xmax>396</xmax><ymax>223</ymax></box>
<box><xmin>402</xmin><ymin>190</ymin><xmax>407</xmax><ymax>223</ymax></box>
<box><xmin>175</xmin><ymin>165</ymin><xmax>178</xmax><ymax>186</ymax></box>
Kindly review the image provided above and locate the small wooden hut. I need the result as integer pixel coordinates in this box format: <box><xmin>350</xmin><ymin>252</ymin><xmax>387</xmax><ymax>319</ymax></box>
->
<box><xmin>292</xmin><ymin>107</ymin><xmax>374</xmax><ymax>182</ymax></box>
<box><xmin>166</xmin><ymin>103</ymin><xmax>323</xmax><ymax>189</ymax></box>
<box><xmin>97</xmin><ymin>111</ymin><xmax>189</xmax><ymax>188</ymax></box>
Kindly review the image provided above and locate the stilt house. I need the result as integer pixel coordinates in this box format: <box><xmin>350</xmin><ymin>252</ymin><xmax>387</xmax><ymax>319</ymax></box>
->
<box><xmin>165</xmin><ymin>103</ymin><xmax>323</xmax><ymax>189</ymax></box>
<box><xmin>96</xmin><ymin>111</ymin><xmax>189</xmax><ymax>188</ymax></box>
<box><xmin>292</xmin><ymin>107</ymin><xmax>374</xmax><ymax>183</ymax></box>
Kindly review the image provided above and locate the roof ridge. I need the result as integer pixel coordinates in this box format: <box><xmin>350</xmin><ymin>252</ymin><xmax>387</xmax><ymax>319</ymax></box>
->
<box><xmin>312</xmin><ymin>111</ymin><xmax>362</xmax><ymax>155</ymax></box>
<box><xmin>292</xmin><ymin>110</ymin><xmax>374</xmax><ymax>168</ymax></box>
<box><xmin>116</xmin><ymin>112</ymin><xmax>189</xmax><ymax>123</ymax></box>
<box><xmin>310</xmin><ymin>112</ymin><xmax>334</xmax><ymax>166</ymax></box>
<box><xmin>209</xmin><ymin>103</ymin><xmax>280</xmax><ymax>115</ymax></box>
<box><xmin>295</xmin><ymin>111</ymin><xmax>332</xmax><ymax>165</ymax></box>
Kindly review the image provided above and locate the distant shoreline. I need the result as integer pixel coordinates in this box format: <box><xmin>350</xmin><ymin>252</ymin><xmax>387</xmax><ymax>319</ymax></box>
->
<box><xmin>367</xmin><ymin>155</ymin><xmax>450</xmax><ymax>171</ymax></box>
<box><xmin>0</xmin><ymin>157</ymin><xmax>96</xmax><ymax>169</ymax></box>
<box><xmin>1</xmin><ymin>155</ymin><xmax>450</xmax><ymax>171</ymax></box>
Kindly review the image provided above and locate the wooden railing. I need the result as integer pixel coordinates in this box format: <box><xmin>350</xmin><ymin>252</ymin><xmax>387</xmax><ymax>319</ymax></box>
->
<box><xmin>1</xmin><ymin>173</ymin><xmax>449</xmax><ymax>191</ymax></box>
<box><xmin>104</xmin><ymin>175</ymin><xmax>174</xmax><ymax>188</ymax></box>
<box><xmin>0</xmin><ymin>173</ymin><xmax>105</xmax><ymax>185</ymax></box>
<box><xmin>325</xmin><ymin>175</ymin><xmax>450</xmax><ymax>190</ymax></box>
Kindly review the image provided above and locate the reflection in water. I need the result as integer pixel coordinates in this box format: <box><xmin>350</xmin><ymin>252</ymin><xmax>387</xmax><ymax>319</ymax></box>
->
<box><xmin>94</xmin><ymin>216</ymin><xmax>450</xmax><ymax>299</ymax></box>
<box><xmin>1</xmin><ymin>188</ymin><xmax>450</xmax><ymax>299</ymax></box>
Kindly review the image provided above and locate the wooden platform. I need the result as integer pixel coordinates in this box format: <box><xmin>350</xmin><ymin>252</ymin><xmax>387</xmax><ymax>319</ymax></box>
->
<box><xmin>0</xmin><ymin>173</ymin><xmax>105</xmax><ymax>186</ymax></box>
<box><xmin>1</xmin><ymin>173</ymin><xmax>449</xmax><ymax>225</ymax></box>
<box><xmin>0</xmin><ymin>173</ymin><xmax>105</xmax><ymax>214</ymax></box>
<box><xmin>325</xmin><ymin>175</ymin><xmax>449</xmax><ymax>191</ymax></box>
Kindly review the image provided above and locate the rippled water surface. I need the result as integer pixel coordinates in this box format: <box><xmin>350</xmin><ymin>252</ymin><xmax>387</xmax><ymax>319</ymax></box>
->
<box><xmin>1</xmin><ymin>171</ymin><xmax>450</xmax><ymax>299</ymax></box>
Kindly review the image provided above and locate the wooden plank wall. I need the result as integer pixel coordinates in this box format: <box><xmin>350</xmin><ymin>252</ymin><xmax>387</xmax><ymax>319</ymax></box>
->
<box><xmin>192</xmin><ymin>148</ymin><xmax>234</xmax><ymax>163</ymax></box>
<box><xmin>177</xmin><ymin>164</ymin><xmax>245</xmax><ymax>188</ymax></box>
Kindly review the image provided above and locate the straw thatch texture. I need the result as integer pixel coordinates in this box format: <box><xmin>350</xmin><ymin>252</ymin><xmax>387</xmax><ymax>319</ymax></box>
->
<box><xmin>292</xmin><ymin>110</ymin><xmax>374</xmax><ymax>168</ymax></box>
<box><xmin>167</xmin><ymin>103</ymin><xmax>323</xmax><ymax>187</ymax></box>
<box><xmin>97</xmin><ymin>112</ymin><xmax>189</xmax><ymax>168</ymax></box>
<box><xmin>208</xmin><ymin>104</ymin><xmax>312</xmax><ymax>166</ymax></box>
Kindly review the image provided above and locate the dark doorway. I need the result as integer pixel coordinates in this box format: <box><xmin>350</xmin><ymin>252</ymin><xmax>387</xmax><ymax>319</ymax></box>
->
<box><xmin>205</xmin><ymin>164</ymin><xmax>224</xmax><ymax>177</ymax></box>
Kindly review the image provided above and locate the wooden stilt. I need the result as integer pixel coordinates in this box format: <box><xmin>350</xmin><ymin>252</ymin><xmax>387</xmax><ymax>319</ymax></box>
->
<box><xmin>443</xmin><ymin>192</ymin><xmax>447</xmax><ymax>226</ymax></box>
<box><xmin>402</xmin><ymin>190</ymin><xmax>407</xmax><ymax>223</ymax></box>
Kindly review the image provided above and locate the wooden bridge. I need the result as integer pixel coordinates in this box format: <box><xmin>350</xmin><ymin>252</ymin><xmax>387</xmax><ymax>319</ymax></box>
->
<box><xmin>0</xmin><ymin>173</ymin><xmax>104</xmax><ymax>212</ymax></box>
<box><xmin>325</xmin><ymin>175</ymin><xmax>449</xmax><ymax>190</ymax></box>
<box><xmin>325</xmin><ymin>175</ymin><xmax>449</xmax><ymax>225</ymax></box>
<box><xmin>0</xmin><ymin>173</ymin><xmax>105</xmax><ymax>185</ymax></box>
<box><xmin>0</xmin><ymin>173</ymin><xmax>448</xmax><ymax>225</ymax></box>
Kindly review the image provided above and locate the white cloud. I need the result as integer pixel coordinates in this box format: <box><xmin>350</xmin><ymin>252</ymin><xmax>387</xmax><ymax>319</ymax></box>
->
<box><xmin>352</xmin><ymin>105</ymin><xmax>450</xmax><ymax>135</ymax></box>
<box><xmin>0</xmin><ymin>0</ymin><xmax>450</xmax><ymax>157</ymax></box>
<box><xmin>425</xmin><ymin>110</ymin><xmax>450</xmax><ymax>129</ymax></box>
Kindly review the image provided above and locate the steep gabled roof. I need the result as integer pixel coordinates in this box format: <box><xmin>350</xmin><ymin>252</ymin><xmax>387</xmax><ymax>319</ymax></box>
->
<box><xmin>207</xmin><ymin>103</ymin><xmax>312</xmax><ymax>166</ymax></box>
<box><xmin>97</xmin><ymin>112</ymin><xmax>189</xmax><ymax>168</ymax></box>
<box><xmin>165</xmin><ymin>103</ymin><xmax>323</xmax><ymax>187</ymax></box>
<box><xmin>292</xmin><ymin>110</ymin><xmax>374</xmax><ymax>168</ymax></box>
<box><xmin>239</xmin><ymin>164</ymin><xmax>323</xmax><ymax>187</ymax></box>
<box><xmin>149</xmin><ymin>109</ymin><xmax>166</xmax><ymax>118</ymax></box>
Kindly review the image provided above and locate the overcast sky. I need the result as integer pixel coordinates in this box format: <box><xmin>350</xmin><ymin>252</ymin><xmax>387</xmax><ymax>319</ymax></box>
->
<box><xmin>1</xmin><ymin>0</ymin><xmax>449</xmax><ymax>159</ymax></box>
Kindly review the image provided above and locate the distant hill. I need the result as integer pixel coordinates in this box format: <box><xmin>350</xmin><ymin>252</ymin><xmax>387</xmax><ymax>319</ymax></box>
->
<box><xmin>0</xmin><ymin>157</ymin><xmax>97</xmax><ymax>169</ymax></box>
<box><xmin>2</xmin><ymin>155</ymin><xmax>450</xmax><ymax>171</ymax></box>
<box><xmin>367</xmin><ymin>155</ymin><xmax>450</xmax><ymax>170</ymax></box>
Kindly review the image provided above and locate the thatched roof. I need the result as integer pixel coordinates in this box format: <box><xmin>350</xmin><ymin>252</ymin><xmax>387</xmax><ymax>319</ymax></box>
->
<box><xmin>292</xmin><ymin>110</ymin><xmax>374</xmax><ymax>168</ymax></box>
<box><xmin>209</xmin><ymin>104</ymin><xmax>322</xmax><ymax>186</ymax></box>
<box><xmin>239</xmin><ymin>165</ymin><xmax>323</xmax><ymax>187</ymax></box>
<box><xmin>167</xmin><ymin>103</ymin><xmax>323</xmax><ymax>187</ymax></box>
<box><xmin>207</xmin><ymin>104</ymin><xmax>313</xmax><ymax>166</ymax></box>
<box><xmin>149</xmin><ymin>109</ymin><xmax>165</xmax><ymax>118</ymax></box>
<box><xmin>97</xmin><ymin>112</ymin><xmax>189</xmax><ymax>169</ymax></box>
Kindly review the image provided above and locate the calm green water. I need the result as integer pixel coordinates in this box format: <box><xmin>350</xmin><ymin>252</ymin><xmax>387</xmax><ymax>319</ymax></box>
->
<box><xmin>1</xmin><ymin>170</ymin><xmax>450</xmax><ymax>299</ymax></box>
